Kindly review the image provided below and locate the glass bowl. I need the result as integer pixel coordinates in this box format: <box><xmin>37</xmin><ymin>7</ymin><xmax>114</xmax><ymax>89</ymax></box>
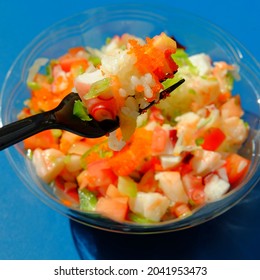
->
<box><xmin>1</xmin><ymin>4</ymin><xmax>259</xmax><ymax>234</ymax></box>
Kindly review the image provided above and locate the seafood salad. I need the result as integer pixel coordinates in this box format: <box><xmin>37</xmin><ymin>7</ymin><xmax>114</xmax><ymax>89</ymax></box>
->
<box><xmin>20</xmin><ymin>33</ymin><xmax>250</xmax><ymax>223</ymax></box>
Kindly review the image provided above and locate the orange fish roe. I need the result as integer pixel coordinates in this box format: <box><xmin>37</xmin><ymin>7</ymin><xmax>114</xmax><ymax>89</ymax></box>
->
<box><xmin>135</xmin><ymin>84</ymin><xmax>145</xmax><ymax>93</ymax></box>
<box><xmin>128</xmin><ymin>38</ymin><xmax>169</xmax><ymax>81</ymax></box>
<box><xmin>108</xmin><ymin>127</ymin><xmax>153</xmax><ymax>176</ymax></box>
<box><xmin>128</xmin><ymin>38</ymin><xmax>174</xmax><ymax>101</ymax></box>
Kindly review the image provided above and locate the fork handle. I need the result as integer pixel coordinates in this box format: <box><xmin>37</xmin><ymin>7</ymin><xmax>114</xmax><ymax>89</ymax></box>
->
<box><xmin>0</xmin><ymin>112</ymin><xmax>56</xmax><ymax>151</ymax></box>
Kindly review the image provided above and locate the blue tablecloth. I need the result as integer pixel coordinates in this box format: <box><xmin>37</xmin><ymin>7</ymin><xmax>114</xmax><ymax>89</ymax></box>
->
<box><xmin>0</xmin><ymin>0</ymin><xmax>259</xmax><ymax>260</ymax></box>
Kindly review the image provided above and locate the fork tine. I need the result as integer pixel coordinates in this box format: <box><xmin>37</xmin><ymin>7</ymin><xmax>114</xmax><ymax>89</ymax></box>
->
<box><xmin>159</xmin><ymin>78</ymin><xmax>185</xmax><ymax>100</ymax></box>
<box><xmin>139</xmin><ymin>78</ymin><xmax>185</xmax><ymax>113</ymax></box>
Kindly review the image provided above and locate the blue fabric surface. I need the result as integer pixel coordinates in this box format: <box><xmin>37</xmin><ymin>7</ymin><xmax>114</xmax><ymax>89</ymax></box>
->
<box><xmin>0</xmin><ymin>0</ymin><xmax>259</xmax><ymax>260</ymax></box>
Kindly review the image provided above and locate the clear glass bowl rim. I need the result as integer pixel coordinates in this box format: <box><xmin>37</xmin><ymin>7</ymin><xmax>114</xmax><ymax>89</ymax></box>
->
<box><xmin>0</xmin><ymin>3</ymin><xmax>259</xmax><ymax>234</ymax></box>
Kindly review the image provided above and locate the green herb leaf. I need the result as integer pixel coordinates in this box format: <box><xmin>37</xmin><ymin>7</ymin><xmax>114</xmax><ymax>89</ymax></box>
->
<box><xmin>73</xmin><ymin>100</ymin><xmax>92</xmax><ymax>121</ymax></box>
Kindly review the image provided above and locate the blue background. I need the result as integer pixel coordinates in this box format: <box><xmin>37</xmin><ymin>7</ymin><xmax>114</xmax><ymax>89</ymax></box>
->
<box><xmin>0</xmin><ymin>0</ymin><xmax>259</xmax><ymax>260</ymax></box>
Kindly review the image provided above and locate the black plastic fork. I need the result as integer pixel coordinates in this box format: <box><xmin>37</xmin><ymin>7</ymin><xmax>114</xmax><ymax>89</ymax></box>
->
<box><xmin>0</xmin><ymin>79</ymin><xmax>185</xmax><ymax>151</ymax></box>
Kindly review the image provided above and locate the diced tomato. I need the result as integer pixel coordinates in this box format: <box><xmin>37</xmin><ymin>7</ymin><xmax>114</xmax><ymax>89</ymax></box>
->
<box><xmin>179</xmin><ymin>158</ymin><xmax>193</xmax><ymax>176</ymax></box>
<box><xmin>151</xmin><ymin>126</ymin><xmax>168</xmax><ymax>154</ymax></box>
<box><xmin>218</xmin><ymin>91</ymin><xmax>231</xmax><ymax>103</ymax></box>
<box><xmin>197</xmin><ymin>127</ymin><xmax>226</xmax><ymax>151</ymax></box>
<box><xmin>54</xmin><ymin>176</ymin><xmax>65</xmax><ymax>190</ymax></box>
<box><xmin>66</xmin><ymin>188</ymin><xmax>80</xmax><ymax>203</ymax></box>
<box><xmin>106</xmin><ymin>184</ymin><xmax>128</xmax><ymax>199</ymax></box>
<box><xmin>138</xmin><ymin>169</ymin><xmax>158</xmax><ymax>192</ymax></box>
<box><xmin>96</xmin><ymin>196</ymin><xmax>129</xmax><ymax>222</ymax></box>
<box><xmin>84</xmin><ymin>159</ymin><xmax>117</xmax><ymax>189</ymax></box>
<box><xmin>23</xmin><ymin>130</ymin><xmax>59</xmax><ymax>150</ymax></box>
<box><xmin>224</xmin><ymin>153</ymin><xmax>250</xmax><ymax>184</ymax></box>
<box><xmin>55</xmin><ymin>176</ymin><xmax>80</xmax><ymax>205</ymax></box>
<box><xmin>58</xmin><ymin>53</ymin><xmax>88</xmax><ymax>72</ymax></box>
<box><xmin>149</xmin><ymin>106</ymin><xmax>165</xmax><ymax>124</ymax></box>
<box><xmin>169</xmin><ymin>129</ymin><xmax>178</xmax><ymax>146</ymax></box>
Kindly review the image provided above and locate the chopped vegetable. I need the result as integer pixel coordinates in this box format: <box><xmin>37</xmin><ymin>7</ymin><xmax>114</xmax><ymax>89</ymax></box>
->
<box><xmin>23</xmin><ymin>130</ymin><xmax>59</xmax><ymax>150</ymax></box>
<box><xmin>96</xmin><ymin>196</ymin><xmax>129</xmax><ymax>222</ymax></box>
<box><xmin>73</xmin><ymin>100</ymin><xmax>92</xmax><ymax>121</ymax></box>
<box><xmin>22</xmin><ymin>32</ymin><xmax>250</xmax><ymax>224</ymax></box>
<box><xmin>224</xmin><ymin>153</ymin><xmax>250</xmax><ymax>184</ymax></box>
<box><xmin>84</xmin><ymin>78</ymin><xmax>112</xmax><ymax>100</ymax></box>
<box><xmin>79</xmin><ymin>188</ymin><xmax>97</xmax><ymax>211</ymax></box>
<box><xmin>196</xmin><ymin>127</ymin><xmax>226</xmax><ymax>151</ymax></box>
<box><xmin>118</xmin><ymin>176</ymin><xmax>138</xmax><ymax>198</ymax></box>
